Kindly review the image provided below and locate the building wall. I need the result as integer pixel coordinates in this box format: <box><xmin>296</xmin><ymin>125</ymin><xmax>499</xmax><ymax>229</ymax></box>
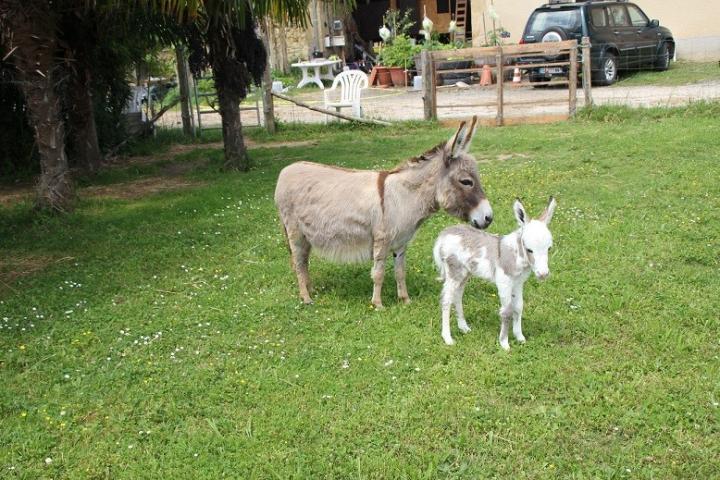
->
<box><xmin>471</xmin><ymin>0</ymin><xmax>720</xmax><ymax>60</ymax></box>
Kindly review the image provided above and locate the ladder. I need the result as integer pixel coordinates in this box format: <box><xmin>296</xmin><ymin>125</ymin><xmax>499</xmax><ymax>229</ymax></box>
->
<box><xmin>454</xmin><ymin>0</ymin><xmax>470</xmax><ymax>42</ymax></box>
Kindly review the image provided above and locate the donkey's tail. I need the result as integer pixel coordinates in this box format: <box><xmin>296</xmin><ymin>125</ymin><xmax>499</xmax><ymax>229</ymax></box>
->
<box><xmin>432</xmin><ymin>240</ymin><xmax>445</xmax><ymax>282</ymax></box>
<box><xmin>278</xmin><ymin>217</ymin><xmax>291</xmax><ymax>254</ymax></box>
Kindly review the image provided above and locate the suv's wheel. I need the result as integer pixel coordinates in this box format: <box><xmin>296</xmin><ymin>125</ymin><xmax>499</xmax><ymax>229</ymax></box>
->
<box><xmin>655</xmin><ymin>42</ymin><xmax>670</xmax><ymax>71</ymax></box>
<box><xmin>593</xmin><ymin>52</ymin><xmax>618</xmax><ymax>86</ymax></box>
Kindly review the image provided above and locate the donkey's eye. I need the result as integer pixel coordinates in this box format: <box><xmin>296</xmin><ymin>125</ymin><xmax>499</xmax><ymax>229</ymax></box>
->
<box><xmin>526</xmin><ymin>248</ymin><xmax>533</xmax><ymax>254</ymax></box>
<box><xmin>460</xmin><ymin>179</ymin><xmax>474</xmax><ymax>187</ymax></box>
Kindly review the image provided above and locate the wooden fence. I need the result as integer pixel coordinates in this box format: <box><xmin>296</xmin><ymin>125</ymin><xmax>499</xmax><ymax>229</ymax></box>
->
<box><xmin>421</xmin><ymin>38</ymin><xmax>593</xmax><ymax>125</ymax></box>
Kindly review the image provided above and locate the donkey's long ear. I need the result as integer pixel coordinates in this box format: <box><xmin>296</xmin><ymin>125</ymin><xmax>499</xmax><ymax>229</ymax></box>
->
<box><xmin>458</xmin><ymin>115</ymin><xmax>478</xmax><ymax>154</ymax></box>
<box><xmin>539</xmin><ymin>196</ymin><xmax>557</xmax><ymax>225</ymax></box>
<box><xmin>447</xmin><ymin>120</ymin><xmax>468</xmax><ymax>161</ymax></box>
<box><xmin>513</xmin><ymin>198</ymin><xmax>528</xmax><ymax>227</ymax></box>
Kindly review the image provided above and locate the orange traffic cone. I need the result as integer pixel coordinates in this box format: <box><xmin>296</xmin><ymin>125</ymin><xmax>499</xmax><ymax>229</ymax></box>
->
<box><xmin>480</xmin><ymin>64</ymin><xmax>493</xmax><ymax>86</ymax></box>
<box><xmin>513</xmin><ymin>67</ymin><xmax>521</xmax><ymax>83</ymax></box>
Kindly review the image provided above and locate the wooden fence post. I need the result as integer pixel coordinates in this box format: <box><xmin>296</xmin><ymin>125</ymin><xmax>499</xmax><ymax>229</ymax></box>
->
<box><xmin>581</xmin><ymin>36</ymin><xmax>593</xmax><ymax>107</ymax></box>
<box><xmin>495</xmin><ymin>46</ymin><xmax>504</xmax><ymax>126</ymax></box>
<box><xmin>421</xmin><ymin>50</ymin><xmax>436</xmax><ymax>121</ymax></box>
<box><xmin>569</xmin><ymin>40</ymin><xmax>578</xmax><ymax>116</ymax></box>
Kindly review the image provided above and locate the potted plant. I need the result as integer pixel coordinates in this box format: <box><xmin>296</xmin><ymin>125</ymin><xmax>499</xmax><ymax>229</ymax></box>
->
<box><xmin>373</xmin><ymin>9</ymin><xmax>417</xmax><ymax>87</ymax></box>
<box><xmin>378</xmin><ymin>35</ymin><xmax>420</xmax><ymax>86</ymax></box>
<box><xmin>373</xmin><ymin>25</ymin><xmax>393</xmax><ymax>87</ymax></box>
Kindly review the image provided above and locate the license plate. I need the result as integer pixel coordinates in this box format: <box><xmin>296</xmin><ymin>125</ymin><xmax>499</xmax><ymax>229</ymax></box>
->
<box><xmin>539</xmin><ymin>67</ymin><xmax>563</xmax><ymax>74</ymax></box>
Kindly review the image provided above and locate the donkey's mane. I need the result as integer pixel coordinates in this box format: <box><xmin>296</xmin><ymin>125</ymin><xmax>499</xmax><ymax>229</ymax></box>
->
<box><xmin>388</xmin><ymin>142</ymin><xmax>446</xmax><ymax>173</ymax></box>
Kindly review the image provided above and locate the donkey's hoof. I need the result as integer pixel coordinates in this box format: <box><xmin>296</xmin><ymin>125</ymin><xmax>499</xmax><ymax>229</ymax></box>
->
<box><xmin>516</xmin><ymin>335</ymin><xmax>526</xmax><ymax>344</ymax></box>
<box><xmin>499</xmin><ymin>341</ymin><xmax>510</xmax><ymax>351</ymax></box>
<box><xmin>458</xmin><ymin>323</ymin><xmax>472</xmax><ymax>334</ymax></box>
<box><xmin>442</xmin><ymin>335</ymin><xmax>455</xmax><ymax>346</ymax></box>
<box><xmin>372</xmin><ymin>302</ymin><xmax>384</xmax><ymax>310</ymax></box>
<box><xmin>399</xmin><ymin>296</ymin><xmax>411</xmax><ymax>305</ymax></box>
<box><xmin>301</xmin><ymin>297</ymin><xmax>314</xmax><ymax>305</ymax></box>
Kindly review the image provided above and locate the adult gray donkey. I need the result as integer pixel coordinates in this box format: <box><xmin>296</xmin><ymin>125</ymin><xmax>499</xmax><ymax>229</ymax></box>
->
<box><xmin>275</xmin><ymin>117</ymin><xmax>493</xmax><ymax>308</ymax></box>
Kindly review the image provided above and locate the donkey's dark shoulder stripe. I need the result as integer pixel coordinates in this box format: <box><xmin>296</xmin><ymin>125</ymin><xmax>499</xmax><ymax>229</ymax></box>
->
<box><xmin>377</xmin><ymin>171</ymin><xmax>390</xmax><ymax>211</ymax></box>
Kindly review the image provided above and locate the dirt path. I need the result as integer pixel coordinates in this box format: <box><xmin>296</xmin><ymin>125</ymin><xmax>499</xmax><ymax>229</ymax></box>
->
<box><xmin>0</xmin><ymin>139</ymin><xmax>320</xmax><ymax>207</ymax></box>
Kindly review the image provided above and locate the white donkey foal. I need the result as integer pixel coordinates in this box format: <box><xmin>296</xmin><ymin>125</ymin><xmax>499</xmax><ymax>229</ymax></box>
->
<box><xmin>433</xmin><ymin>197</ymin><xmax>556</xmax><ymax>350</ymax></box>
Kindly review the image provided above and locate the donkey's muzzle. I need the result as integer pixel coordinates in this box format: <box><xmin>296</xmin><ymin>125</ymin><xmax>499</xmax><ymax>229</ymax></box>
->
<box><xmin>470</xmin><ymin>200</ymin><xmax>493</xmax><ymax>229</ymax></box>
<box><xmin>472</xmin><ymin>216</ymin><xmax>493</xmax><ymax>229</ymax></box>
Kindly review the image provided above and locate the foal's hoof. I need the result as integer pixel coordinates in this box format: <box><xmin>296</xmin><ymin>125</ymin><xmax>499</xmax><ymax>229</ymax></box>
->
<box><xmin>442</xmin><ymin>335</ymin><xmax>455</xmax><ymax>346</ymax></box>
<box><xmin>399</xmin><ymin>296</ymin><xmax>411</xmax><ymax>305</ymax></box>
<box><xmin>301</xmin><ymin>297</ymin><xmax>314</xmax><ymax>305</ymax></box>
<box><xmin>371</xmin><ymin>302</ymin><xmax>384</xmax><ymax>310</ymax></box>
<box><xmin>458</xmin><ymin>324</ymin><xmax>472</xmax><ymax>334</ymax></box>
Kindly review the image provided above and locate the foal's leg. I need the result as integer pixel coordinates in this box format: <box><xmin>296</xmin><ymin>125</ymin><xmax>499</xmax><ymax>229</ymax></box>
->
<box><xmin>393</xmin><ymin>248</ymin><xmax>410</xmax><ymax>304</ymax></box>
<box><xmin>454</xmin><ymin>279</ymin><xmax>471</xmax><ymax>334</ymax></box>
<box><xmin>497</xmin><ymin>278</ymin><xmax>514</xmax><ymax>351</ymax></box>
<box><xmin>370</xmin><ymin>237</ymin><xmax>389</xmax><ymax>309</ymax></box>
<box><xmin>440</xmin><ymin>278</ymin><xmax>459</xmax><ymax>345</ymax></box>
<box><xmin>512</xmin><ymin>283</ymin><xmax>526</xmax><ymax>343</ymax></box>
<box><xmin>287</xmin><ymin>231</ymin><xmax>313</xmax><ymax>304</ymax></box>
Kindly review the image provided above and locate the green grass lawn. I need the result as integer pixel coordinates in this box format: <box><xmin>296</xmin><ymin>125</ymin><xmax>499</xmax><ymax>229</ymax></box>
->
<box><xmin>615</xmin><ymin>60</ymin><xmax>720</xmax><ymax>87</ymax></box>
<box><xmin>1</xmin><ymin>104</ymin><xmax>720</xmax><ymax>478</ymax></box>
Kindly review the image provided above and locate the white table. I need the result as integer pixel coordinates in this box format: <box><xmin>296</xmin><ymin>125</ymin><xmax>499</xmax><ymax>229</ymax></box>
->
<box><xmin>291</xmin><ymin>59</ymin><xmax>342</xmax><ymax>89</ymax></box>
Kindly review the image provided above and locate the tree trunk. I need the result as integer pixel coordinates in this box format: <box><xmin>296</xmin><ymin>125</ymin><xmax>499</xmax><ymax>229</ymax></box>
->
<box><xmin>216</xmin><ymin>85</ymin><xmax>250</xmax><ymax>171</ymax></box>
<box><xmin>175</xmin><ymin>45</ymin><xmax>194</xmax><ymax>137</ymax></box>
<box><xmin>68</xmin><ymin>66</ymin><xmax>102</xmax><ymax>173</ymax></box>
<box><xmin>2</xmin><ymin>0</ymin><xmax>74</xmax><ymax>211</ymax></box>
<box><xmin>260</xmin><ymin>19</ymin><xmax>276</xmax><ymax>134</ymax></box>
<box><xmin>28</xmin><ymin>80</ymin><xmax>74</xmax><ymax>211</ymax></box>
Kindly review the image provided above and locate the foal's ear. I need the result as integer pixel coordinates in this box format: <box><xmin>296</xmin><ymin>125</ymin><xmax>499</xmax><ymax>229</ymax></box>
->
<box><xmin>513</xmin><ymin>198</ymin><xmax>527</xmax><ymax>227</ymax></box>
<box><xmin>539</xmin><ymin>196</ymin><xmax>557</xmax><ymax>225</ymax></box>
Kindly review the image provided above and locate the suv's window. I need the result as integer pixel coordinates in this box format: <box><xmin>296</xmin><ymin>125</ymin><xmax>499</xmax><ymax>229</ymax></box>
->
<box><xmin>527</xmin><ymin>9</ymin><xmax>581</xmax><ymax>35</ymax></box>
<box><xmin>608</xmin><ymin>5</ymin><xmax>630</xmax><ymax>26</ymax></box>
<box><xmin>626</xmin><ymin>5</ymin><xmax>649</xmax><ymax>27</ymax></box>
<box><xmin>590</xmin><ymin>7</ymin><xmax>607</xmax><ymax>27</ymax></box>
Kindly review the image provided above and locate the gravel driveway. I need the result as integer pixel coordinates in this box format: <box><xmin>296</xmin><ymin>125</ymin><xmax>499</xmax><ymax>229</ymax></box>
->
<box><xmin>155</xmin><ymin>79</ymin><xmax>720</xmax><ymax>128</ymax></box>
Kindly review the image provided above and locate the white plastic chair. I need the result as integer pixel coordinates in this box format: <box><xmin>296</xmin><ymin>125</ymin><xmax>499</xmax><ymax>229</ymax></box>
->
<box><xmin>323</xmin><ymin>70</ymin><xmax>368</xmax><ymax>119</ymax></box>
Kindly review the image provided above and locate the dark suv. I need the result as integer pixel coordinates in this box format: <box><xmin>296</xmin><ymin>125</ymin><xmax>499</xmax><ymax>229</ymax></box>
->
<box><xmin>520</xmin><ymin>0</ymin><xmax>674</xmax><ymax>85</ymax></box>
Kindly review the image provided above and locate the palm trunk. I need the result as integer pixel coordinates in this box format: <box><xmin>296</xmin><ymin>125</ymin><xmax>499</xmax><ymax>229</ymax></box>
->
<box><xmin>3</xmin><ymin>1</ymin><xmax>74</xmax><ymax>211</ymax></box>
<box><xmin>216</xmin><ymin>84</ymin><xmax>250</xmax><ymax>171</ymax></box>
<box><xmin>175</xmin><ymin>45</ymin><xmax>194</xmax><ymax>137</ymax></box>
<box><xmin>68</xmin><ymin>67</ymin><xmax>102</xmax><ymax>173</ymax></box>
<box><xmin>23</xmin><ymin>73</ymin><xmax>74</xmax><ymax>211</ymax></box>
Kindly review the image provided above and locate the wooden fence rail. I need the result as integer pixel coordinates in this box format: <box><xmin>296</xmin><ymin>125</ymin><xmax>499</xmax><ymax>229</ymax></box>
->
<box><xmin>422</xmin><ymin>37</ymin><xmax>593</xmax><ymax>124</ymax></box>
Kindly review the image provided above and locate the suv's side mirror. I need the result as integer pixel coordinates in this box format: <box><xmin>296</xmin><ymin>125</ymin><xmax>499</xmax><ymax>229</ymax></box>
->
<box><xmin>649</xmin><ymin>19</ymin><xmax>659</xmax><ymax>28</ymax></box>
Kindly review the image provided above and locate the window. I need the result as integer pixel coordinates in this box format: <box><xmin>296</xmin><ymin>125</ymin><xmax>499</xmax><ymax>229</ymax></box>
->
<box><xmin>590</xmin><ymin>7</ymin><xmax>607</xmax><ymax>27</ymax></box>
<box><xmin>527</xmin><ymin>9</ymin><xmax>582</xmax><ymax>34</ymax></box>
<box><xmin>436</xmin><ymin>0</ymin><xmax>456</xmax><ymax>15</ymax></box>
<box><xmin>608</xmin><ymin>5</ymin><xmax>630</xmax><ymax>27</ymax></box>
<box><xmin>626</xmin><ymin>5</ymin><xmax>649</xmax><ymax>27</ymax></box>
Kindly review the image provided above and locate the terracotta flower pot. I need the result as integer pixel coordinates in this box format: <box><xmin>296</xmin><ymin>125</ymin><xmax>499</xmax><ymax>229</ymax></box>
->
<box><xmin>388</xmin><ymin>67</ymin><xmax>408</xmax><ymax>87</ymax></box>
<box><xmin>375</xmin><ymin>66</ymin><xmax>392</xmax><ymax>87</ymax></box>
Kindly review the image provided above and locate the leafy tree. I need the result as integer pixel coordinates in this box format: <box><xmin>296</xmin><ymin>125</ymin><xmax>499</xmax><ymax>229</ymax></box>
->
<box><xmin>0</xmin><ymin>0</ymin><xmax>314</xmax><ymax>211</ymax></box>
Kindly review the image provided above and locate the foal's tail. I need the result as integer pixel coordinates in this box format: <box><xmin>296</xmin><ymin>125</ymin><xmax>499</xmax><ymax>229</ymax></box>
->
<box><xmin>432</xmin><ymin>240</ymin><xmax>445</xmax><ymax>282</ymax></box>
